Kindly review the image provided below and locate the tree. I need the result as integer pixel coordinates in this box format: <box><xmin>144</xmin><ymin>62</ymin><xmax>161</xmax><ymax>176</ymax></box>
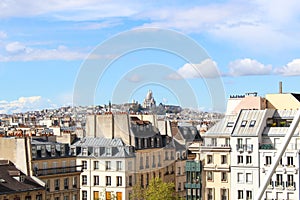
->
<box><xmin>130</xmin><ymin>177</ymin><xmax>182</xmax><ymax>200</ymax></box>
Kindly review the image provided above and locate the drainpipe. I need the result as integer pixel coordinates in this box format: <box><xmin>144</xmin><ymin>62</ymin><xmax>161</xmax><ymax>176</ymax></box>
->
<box><xmin>255</xmin><ymin>109</ymin><xmax>300</xmax><ymax>200</ymax></box>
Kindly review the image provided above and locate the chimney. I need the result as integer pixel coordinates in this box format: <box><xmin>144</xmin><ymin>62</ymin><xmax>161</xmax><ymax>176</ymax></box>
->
<box><xmin>279</xmin><ymin>81</ymin><xmax>282</xmax><ymax>94</ymax></box>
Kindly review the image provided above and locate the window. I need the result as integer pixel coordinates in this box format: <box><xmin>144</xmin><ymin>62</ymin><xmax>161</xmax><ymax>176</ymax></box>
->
<box><xmin>238</xmin><ymin>155</ymin><xmax>243</xmax><ymax>164</ymax></box>
<box><xmin>146</xmin><ymin>156</ymin><xmax>149</xmax><ymax>168</ymax></box>
<box><xmin>237</xmin><ymin>173</ymin><xmax>244</xmax><ymax>183</ymax></box>
<box><xmin>116</xmin><ymin>192</ymin><xmax>122</xmax><ymax>200</ymax></box>
<box><xmin>61</xmin><ymin>145</ymin><xmax>65</xmax><ymax>156</ymax></box>
<box><xmin>41</xmin><ymin>145</ymin><xmax>46</xmax><ymax>157</ymax></box>
<box><xmin>116</xmin><ymin>161</ymin><xmax>122</xmax><ymax>171</ymax></box>
<box><xmin>241</xmin><ymin>120</ymin><xmax>247</xmax><ymax>127</ymax></box>
<box><xmin>221</xmin><ymin>155</ymin><xmax>227</xmax><ymax>164</ymax></box>
<box><xmin>221</xmin><ymin>172</ymin><xmax>227</xmax><ymax>182</ymax></box>
<box><xmin>82</xmin><ymin>175</ymin><xmax>87</xmax><ymax>185</ymax></box>
<box><xmin>212</xmin><ymin>138</ymin><xmax>217</xmax><ymax>146</ymax></box>
<box><xmin>246</xmin><ymin>173</ymin><xmax>252</xmax><ymax>183</ymax></box>
<box><xmin>287</xmin><ymin>174</ymin><xmax>294</xmax><ymax>187</ymax></box>
<box><xmin>94</xmin><ymin>191</ymin><xmax>99</xmax><ymax>200</ymax></box>
<box><xmin>82</xmin><ymin>160</ymin><xmax>87</xmax><ymax>170</ymax></box>
<box><xmin>238</xmin><ymin>190</ymin><xmax>243</xmax><ymax>199</ymax></box>
<box><xmin>106</xmin><ymin>176</ymin><xmax>111</xmax><ymax>186</ymax></box>
<box><xmin>32</xmin><ymin>146</ymin><xmax>36</xmax><ymax>158</ymax></box>
<box><xmin>72</xmin><ymin>177</ymin><xmax>77</xmax><ymax>188</ymax></box>
<box><xmin>106</xmin><ymin>192</ymin><xmax>111</xmax><ymax>200</ymax></box>
<box><xmin>36</xmin><ymin>194</ymin><xmax>42</xmax><ymax>200</ymax></box>
<box><xmin>140</xmin><ymin>157</ymin><xmax>144</xmax><ymax>169</ymax></box>
<box><xmin>105</xmin><ymin>147</ymin><xmax>112</xmax><ymax>156</ymax></box>
<box><xmin>265</xmin><ymin>156</ymin><xmax>272</xmax><ymax>166</ymax></box>
<box><xmin>105</xmin><ymin>161</ymin><xmax>111</xmax><ymax>170</ymax></box>
<box><xmin>52</xmin><ymin>162</ymin><xmax>58</xmax><ymax>173</ymax></box>
<box><xmin>94</xmin><ymin>176</ymin><xmax>99</xmax><ymax>186</ymax></box>
<box><xmin>207</xmin><ymin>155</ymin><xmax>213</xmax><ymax>164</ymax></box>
<box><xmin>128</xmin><ymin>175</ymin><xmax>133</xmax><ymax>186</ymax></box>
<box><xmin>51</xmin><ymin>145</ymin><xmax>56</xmax><ymax>157</ymax></box>
<box><xmin>152</xmin><ymin>155</ymin><xmax>156</xmax><ymax>167</ymax></box>
<box><xmin>237</xmin><ymin>138</ymin><xmax>243</xmax><ymax>149</ymax></box>
<box><xmin>82</xmin><ymin>147</ymin><xmax>88</xmax><ymax>156</ymax></box>
<box><xmin>94</xmin><ymin>161</ymin><xmax>99</xmax><ymax>170</ymax></box>
<box><xmin>64</xmin><ymin>178</ymin><xmax>69</xmax><ymax>189</ymax></box>
<box><xmin>276</xmin><ymin>174</ymin><xmax>283</xmax><ymax>187</ymax></box>
<box><xmin>63</xmin><ymin>196</ymin><xmax>69</xmax><ymax>200</ymax></box>
<box><xmin>72</xmin><ymin>194</ymin><xmax>77</xmax><ymax>200</ymax></box>
<box><xmin>25</xmin><ymin>196</ymin><xmax>31</xmax><ymax>200</ymax></box>
<box><xmin>207</xmin><ymin>188</ymin><xmax>213</xmax><ymax>200</ymax></box>
<box><xmin>227</xmin><ymin>122</ymin><xmax>234</xmax><ymax>127</ymax></box>
<box><xmin>178</xmin><ymin>182</ymin><xmax>181</xmax><ymax>191</ymax></box>
<box><xmin>249</xmin><ymin>120</ymin><xmax>256</xmax><ymax>127</ymax></box>
<box><xmin>54</xmin><ymin>179</ymin><xmax>60</xmax><ymax>191</ymax></box>
<box><xmin>246</xmin><ymin>156</ymin><xmax>252</xmax><ymax>164</ymax></box>
<box><xmin>82</xmin><ymin>191</ymin><xmax>87</xmax><ymax>200</ymax></box>
<box><xmin>128</xmin><ymin>161</ymin><xmax>133</xmax><ymax>171</ymax></box>
<box><xmin>117</xmin><ymin>176</ymin><xmax>122</xmax><ymax>186</ymax></box>
<box><xmin>246</xmin><ymin>190</ymin><xmax>252</xmax><ymax>200</ymax></box>
<box><xmin>45</xmin><ymin>180</ymin><xmax>50</xmax><ymax>191</ymax></box>
<box><xmin>165</xmin><ymin>151</ymin><xmax>169</xmax><ymax>160</ymax></box>
<box><xmin>287</xmin><ymin>156</ymin><xmax>294</xmax><ymax>166</ymax></box>
<box><xmin>207</xmin><ymin>171</ymin><xmax>213</xmax><ymax>181</ymax></box>
<box><xmin>158</xmin><ymin>154</ymin><xmax>161</xmax><ymax>167</ymax></box>
<box><xmin>94</xmin><ymin>147</ymin><xmax>99</xmax><ymax>157</ymax></box>
<box><xmin>177</xmin><ymin>167</ymin><xmax>181</xmax><ymax>175</ymax></box>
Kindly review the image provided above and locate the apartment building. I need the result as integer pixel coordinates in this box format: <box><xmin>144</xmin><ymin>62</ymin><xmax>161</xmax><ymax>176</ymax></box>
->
<box><xmin>0</xmin><ymin>160</ymin><xmax>45</xmax><ymax>200</ymax></box>
<box><xmin>259</xmin><ymin>110</ymin><xmax>300</xmax><ymax>200</ymax></box>
<box><xmin>31</xmin><ymin>139</ymin><xmax>82</xmax><ymax>200</ymax></box>
<box><xmin>200</xmin><ymin>115</ymin><xmax>234</xmax><ymax>200</ymax></box>
<box><xmin>0</xmin><ymin>136</ymin><xmax>82</xmax><ymax>200</ymax></box>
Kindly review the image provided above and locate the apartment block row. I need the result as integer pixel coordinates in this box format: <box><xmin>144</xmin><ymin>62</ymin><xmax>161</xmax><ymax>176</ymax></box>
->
<box><xmin>195</xmin><ymin>91</ymin><xmax>300</xmax><ymax>200</ymax></box>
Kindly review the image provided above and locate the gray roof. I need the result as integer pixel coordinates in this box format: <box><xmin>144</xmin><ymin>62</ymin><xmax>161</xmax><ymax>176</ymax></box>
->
<box><xmin>205</xmin><ymin>115</ymin><xmax>237</xmax><ymax>136</ymax></box>
<box><xmin>232</xmin><ymin>109</ymin><xmax>269</xmax><ymax>136</ymax></box>
<box><xmin>72</xmin><ymin>137</ymin><xmax>125</xmax><ymax>147</ymax></box>
<box><xmin>72</xmin><ymin>137</ymin><xmax>135</xmax><ymax>158</ymax></box>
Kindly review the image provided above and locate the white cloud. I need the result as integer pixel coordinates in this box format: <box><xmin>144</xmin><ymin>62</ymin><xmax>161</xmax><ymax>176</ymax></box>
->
<box><xmin>1</xmin><ymin>43</ymin><xmax>90</xmax><ymax>61</ymax></box>
<box><xmin>227</xmin><ymin>58</ymin><xmax>272</xmax><ymax>76</ymax></box>
<box><xmin>0</xmin><ymin>31</ymin><xmax>7</xmax><ymax>39</ymax></box>
<box><xmin>5</xmin><ymin>42</ymin><xmax>27</xmax><ymax>53</ymax></box>
<box><xmin>0</xmin><ymin>96</ymin><xmax>56</xmax><ymax>114</ymax></box>
<box><xmin>274</xmin><ymin>59</ymin><xmax>300</xmax><ymax>76</ymax></box>
<box><xmin>168</xmin><ymin>59</ymin><xmax>221</xmax><ymax>79</ymax></box>
<box><xmin>0</xmin><ymin>0</ymin><xmax>140</xmax><ymax>20</ymax></box>
<box><xmin>126</xmin><ymin>74</ymin><xmax>143</xmax><ymax>83</ymax></box>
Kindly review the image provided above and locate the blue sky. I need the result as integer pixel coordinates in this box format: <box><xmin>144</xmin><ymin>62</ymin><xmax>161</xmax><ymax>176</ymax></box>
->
<box><xmin>0</xmin><ymin>0</ymin><xmax>300</xmax><ymax>113</ymax></box>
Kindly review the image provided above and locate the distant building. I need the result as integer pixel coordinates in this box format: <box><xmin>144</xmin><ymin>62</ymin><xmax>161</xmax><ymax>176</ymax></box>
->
<box><xmin>0</xmin><ymin>160</ymin><xmax>45</xmax><ymax>200</ymax></box>
<box><xmin>143</xmin><ymin>90</ymin><xmax>156</xmax><ymax>109</ymax></box>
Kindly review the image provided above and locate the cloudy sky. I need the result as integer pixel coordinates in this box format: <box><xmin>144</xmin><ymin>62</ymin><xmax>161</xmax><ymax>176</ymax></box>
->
<box><xmin>0</xmin><ymin>0</ymin><xmax>300</xmax><ymax>113</ymax></box>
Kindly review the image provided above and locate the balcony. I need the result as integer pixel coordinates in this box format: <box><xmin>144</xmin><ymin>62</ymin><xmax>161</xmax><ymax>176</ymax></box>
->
<box><xmin>185</xmin><ymin>183</ymin><xmax>201</xmax><ymax>189</ymax></box>
<box><xmin>274</xmin><ymin>181</ymin><xmax>284</xmax><ymax>190</ymax></box>
<box><xmin>286</xmin><ymin>181</ymin><xmax>296</xmax><ymax>190</ymax></box>
<box><xmin>201</xmin><ymin>144</ymin><xmax>231</xmax><ymax>150</ymax></box>
<box><xmin>33</xmin><ymin>165</ymin><xmax>82</xmax><ymax>177</ymax></box>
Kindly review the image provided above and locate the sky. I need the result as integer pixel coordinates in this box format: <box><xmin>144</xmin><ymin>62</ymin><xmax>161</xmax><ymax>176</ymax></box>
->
<box><xmin>1</xmin><ymin>0</ymin><xmax>300</xmax><ymax>114</ymax></box>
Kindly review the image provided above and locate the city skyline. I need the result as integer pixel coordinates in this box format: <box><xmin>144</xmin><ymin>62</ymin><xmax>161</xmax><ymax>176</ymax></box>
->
<box><xmin>1</xmin><ymin>1</ymin><xmax>300</xmax><ymax>114</ymax></box>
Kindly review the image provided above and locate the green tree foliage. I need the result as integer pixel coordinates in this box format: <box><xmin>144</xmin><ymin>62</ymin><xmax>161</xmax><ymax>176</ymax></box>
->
<box><xmin>130</xmin><ymin>177</ymin><xmax>182</xmax><ymax>200</ymax></box>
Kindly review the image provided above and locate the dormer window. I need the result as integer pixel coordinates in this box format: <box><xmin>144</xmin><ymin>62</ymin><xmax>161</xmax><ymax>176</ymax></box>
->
<box><xmin>51</xmin><ymin>145</ymin><xmax>56</xmax><ymax>157</ymax></box>
<box><xmin>32</xmin><ymin>146</ymin><xmax>36</xmax><ymax>159</ymax></box>
<box><xmin>94</xmin><ymin>147</ymin><xmax>99</xmax><ymax>157</ymax></box>
<box><xmin>82</xmin><ymin>147</ymin><xmax>88</xmax><ymax>156</ymax></box>
<box><xmin>70</xmin><ymin>147</ymin><xmax>76</xmax><ymax>156</ymax></box>
<box><xmin>41</xmin><ymin>146</ymin><xmax>46</xmax><ymax>158</ymax></box>
<box><xmin>249</xmin><ymin>120</ymin><xmax>256</xmax><ymax>127</ymax></box>
<box><xmin>61</xmin><ymin>145</ymin><xmax>65</xmax><ymax>156</ymax></box>
<box><xmin>105</xmin><ymin>147</ymin><xmax>112</xmax><ymax>156</ymax></box>
<box><xmin>241</xmin><ymin>120</ymin><xmax>247</xmax><ymax>127</ymax></box>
